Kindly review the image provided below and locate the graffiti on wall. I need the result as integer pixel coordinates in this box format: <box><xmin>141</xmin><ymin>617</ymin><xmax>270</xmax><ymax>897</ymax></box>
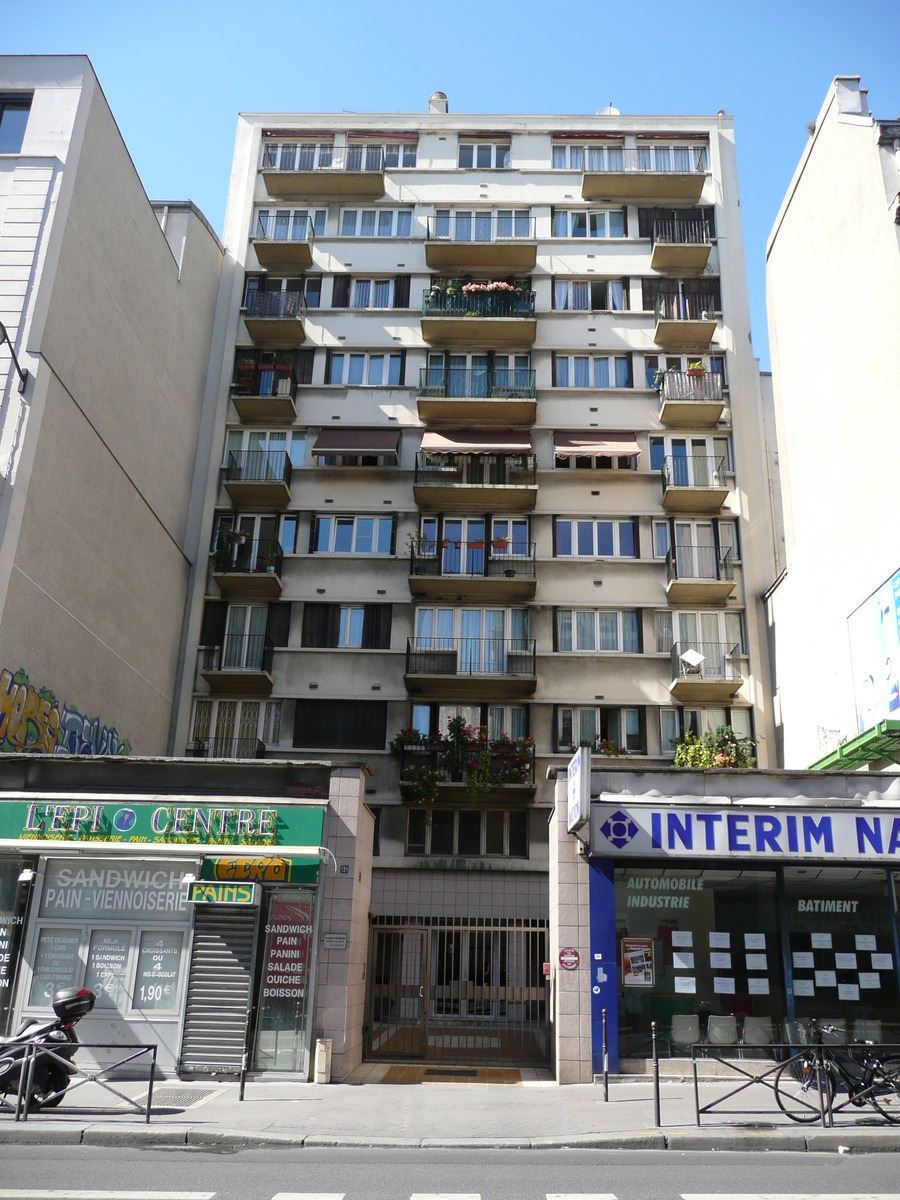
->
<box><xmin>0</xmin><ymin>668</ymin><xmax>131</xmax><ymax>756</ymax></box>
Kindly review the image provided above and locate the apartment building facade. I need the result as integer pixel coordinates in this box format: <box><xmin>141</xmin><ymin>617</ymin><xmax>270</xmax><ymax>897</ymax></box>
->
<box><xmin>176</xmin><ymin>93</ymin><xmax>775</xmax><ymax>1072</ymax></box>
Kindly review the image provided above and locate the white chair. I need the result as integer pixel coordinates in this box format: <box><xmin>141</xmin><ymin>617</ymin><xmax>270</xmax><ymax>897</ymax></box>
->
<box><xmin>707</xmin><ymin>1014</ymin><xmax>738</xmax><ymax>1047</ymax></box>
<box><xmin>853</xmin><ymin>1019</ymin><xmax>882</xmax><ymax>1043</ymax></box>
<box><xmin>670</xmin><ymin>1013</ymin><xmax>700</xmax><ymax>1055</ymax></box>
<box><xmin>742</xmin><ymin>1016</ymin><xmax>773</xmax><ymax>1046</ymax></box>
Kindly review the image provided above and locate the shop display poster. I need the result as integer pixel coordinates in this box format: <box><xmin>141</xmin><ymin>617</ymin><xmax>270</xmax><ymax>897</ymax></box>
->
<box><xmin>872</xmin><ymin>953</ymin><xmax>893</xmax><ymax>970</ymax></box>
<box><xmin>859</xmin><ymin>972</ymin><xmax>881</xmax><ymax>989</ymax></box>
<box><xmin>713</xmin><ymin>976</ymin><xmax>735</xmax><ymax>994</ymax></box>
<box><xmin>622</xmin><ymin>938</ymin><xmax>654</xmax><ymax>987</ymax></box>
<box><xmin>709</xmin><ymin>932</ymin><xmax>730</xmax><ymax>949</ymax></box>
<box><xmin>671</xmin><ymin>930</ymin><xmax>693</xmax><ymax>948</ymax></box>
<box><xmin>672</xmin><ymin>951</ymin><xmax>694</xmax><ymax>970</ymax></box>
<box><xmin>793</xmin><ymin>951</ymin><xmax>815</xmax><ymax>969</ymax></box>
<box><xmin>710</xmin><ymin>951</ymin><xmax>732</xmax><ymax>969</ymax></box>
<box><xmin>674</xmin><ymin>976</ymin><xmax>696</xmax><ymax>994</ymax></box>
<box><xmin>745</xmin><ymin>953</ymin><xmax>768</xmax><ymax>971</ymax></box>
<box><xmin>744</xmin><ymin>933</ymin><xmax>766</xmax><ymax>950</ymax></box>
<box><xmin>748</xmin><ymin>978</ymin><xmax>770</xmax><ymax>995</ymax></box>
<box><xmin>856</xmin><ymin>935</ymin><xmax>878</xmax><ymax>951</ymax></box>
<box><xmin>835</xmin><ymin>953</ymin><xmax>858</xmax><ymax>970</ymax></box>
<box><xmin>794</xmin><ymin>979</ymin><xmax>815</xmax><ymax>996</ymax></box>
<box><xmin>815</xmin><ymin>970</ymin><xmax>837</xmax><ymax>988</ymax></box>
<box><xmin>811</xmin><ymin>933</ymin><xmax>833</xmax><ymax>949</ymax></box>
<box><xmin>838</xmin><ymin>983</ymin><xmax>860</xmax><ymax>1001</ymax></box>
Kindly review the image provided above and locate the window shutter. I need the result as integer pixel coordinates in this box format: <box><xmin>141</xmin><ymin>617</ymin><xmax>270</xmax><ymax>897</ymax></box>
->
<box><xmin>398</xmin><ymin>348</ymin><xmax>407</xmax><ymax>386</ymax></box>
<box><xmin>551</xmin><ymin>516</ymin><xmax>558</xmax><ymax>557</ymax></box>
<box><xmin>552</xmin><ymin>608</ymin><xmax>558</xmax><ymax>652</ymax></box>
<box><xmin>324</xmin><ymin>349</ymin><xmax>333</xmax><ymax>384</ymax></box>
<box><xmin>635</xmin><ymin>608</ymin><xmax>644</xmax><ymax>654</ymax></box>
<box><xmin>389</xmin><ymin>514</ymin><xmax>398</xmax><ymax>555</ymax></box>
<box><xmin>551</xmin><ymin>277</ymin><xmax>558</xmax><ymax>310</ymax></box>
<box><xmin>296</xmin><ymin>348</ymin><xmax>315</xmax><ymax>385</ymax></box>
<box><xmin>632</xmin><ymin>518</ymin><xmax>641</xmax><ymax>559</ymax></box>
<box><xmin>301</xmin><ymin>602</ymin><xmax>339</xmax><ymax>648</ymax></box>
<box><xmin>626</xmin><ymin>351</ymin><xmax>634</xmax><ymax>388</ymax></box>
<box><xmin>551</xmin><ymin>704</ymin><xmax>559</xmax><ymax>753</ymax></box>
<box><xmin>362</xmin><ymin>604</ymin><xmax>392</xmax><ymax>650</ymax></box>
<box><xmin>637</xmin><ymin>706</ymin><xmax>648</xmax><ymax>754</ymax></box>
<box><xmin>622</xmin><ymin>279</ymin><xmax>631</xmax><ymax>313</ymax></box>
<box><xmin>590</xmin><ymin>280</ymin><xmax>605</xmax><ymax>311</ymax></box>
<box><xmin>551</xmin><ymin>352</ymin><xmax>557</xmax><ymax>387</ymax></box>
<box><xmin>199</xmin><ymin>601</ymin><xmax>228</xmax><ymax>646</ymax></box>
<box><xmin>293</xmin><ymin>699</ymin><xmax>387</xmax><ymax>750</ymax></box>
<box><xmin>266</xmin><ymin>602</ymin><xmax>292</xmax><ymax>647</ymax></box>
<box><xmin>331</xmin><ymin>274</ymin><xmax>351</xmax><ymax>307</ymax></box>
<box><xmin>308</xmin><ymin>516</ymin><xmax>319</xmax><ymax>554</ymax></box>
<box><xmin>642</xmin><ymin>277</ymin><xmax>656</xmax><ymax>312</ymax></box>
<box><xmin>393</xmin><ymin>274</ymin><xmax>410</xmax><ymax>308</ymax></box>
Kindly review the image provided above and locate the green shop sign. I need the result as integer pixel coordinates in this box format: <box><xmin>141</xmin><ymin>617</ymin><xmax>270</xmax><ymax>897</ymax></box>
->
<box><xmin>0</xmin><ymin>800</ymin><xmax>324</xmax><ymax>853</ymax></box>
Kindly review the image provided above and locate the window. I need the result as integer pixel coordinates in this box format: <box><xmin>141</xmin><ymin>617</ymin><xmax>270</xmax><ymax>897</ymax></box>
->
<box><xmin>224</xmin><ymin>428</ymin><xmax>305</xmax><ymax>467</ymax></box>
<box><xmin>644</xmin><ymin>352</ymin><xmax>725</xmax><ymax>388</ymax></box>
<box><xmin>0</xmin><ymin>98</ymin><xmax>31</xmax><ymax>154</ymax></box>
<box><xmin>312</xmin><ymin>514</ymin><xmax>394</xmax><ymax>554</ymax></box>
<box><xmin>552</xmin><ymin>353</ymin><xmax>632</xmax><ymax>388</ymax></box>
<box><xmin>660</xmin><ymin>707</ymin><xmax>680</xmax><ymax>755</ymax></box>
<box><xmin>414</xmin><ymin>607</ymin><xmax>529</xmax><ymax>647</ymax></box>
<box><xmin>634</xmin><ymin>143</ymin><xmax>708</xmax><ymax>172</ymax></box>
<box><xmin>300</xmin><ymin>603</ymin><xmax>392</xmax><ymax>650</ymax></box>
<box><xmin>555</xmin><ymin>446</ymin><xmax>637</xmax><ymax>471</ymax></box>
<box><xmin>406</xmin><ymin>808</ymin><xmax>528</xmax><ymax>858</ymax></box>
<box><xmin>637</xmin><ymin>206</ymin><xmax>715</xmax><ymax>240</ymax></box>
<box><xmin>325</xmin><ymin>350</ymin><xmax>405</xmax><ymax>386</ymax></box>
<box><xmin>650</xmin><ymin>434</ymin><xmax>733</xmax><ymax>478</ymax></box>
<box><xmin>642</xmin><ymin>276</ymin><xmax>721</xmax><ymax>315</ymax></box>
<box><xmin>554</xmin><ymin>519</ymin><xmax>638</xmax><ymax>558</ymax></box>
<box><xmin>458</xmin><ymin>142</ymin><xmax>511</xmax><ymax>169</ymax></box>
<box><xmin>345</xmin><ymin>141</ymin><xmax>415</xmax><ymax>169</ymax></box>
<box><xmin>682</xmin><ymin>707</ymin><xmax>728</xmax><ymax>738</ymax></box>
<box><xmin>409</xmin><ymin>703</ymin><xmax>528</xmax><ymax>741</ymax></box>
<box><xmin>718</xmin><ymin>519</ymin><xmax>740</xmax><ymax>562</ymax></box>
<box><xmin>552</xmin><ymin>279</ymin><xmax>628</xmax><ymax>311</ymax></box>
<box><xmin>551</xmin><ymin>209</ymin><xmax>626</xmax><ymax>238</ymax></box>
<box><xmin>338</xmin><ymin>208</ymin><xmax>414</xmax><ymax>237</ymax></box>
<box><xmin>432</xmin><ymin>208</ymin><xmax>531</xmax><ymax>241</ymax></box>
<box><xmin>654</xmin><ymin>518</ymin><xmax>738</xmax><ymax>568</ymax></box>
<box><xmin>261</xmin><ymin>141</ymin><xmax>334</xmax><ymax>170</ymax></box>
<box><xmin>341</xmin><ymin>275</ymin><xmax>409</xmax><ymax>309</ymax></box>
<box><xmin>557</xmin><ymin>610</ymin><xmax>640</xmax><ymax>653</ymax></box>
<box><xmin>255</xmin><ymin>207</ymin><xmax>326</xmax><ymax>240</ymax></box>
<box><xmin>232</xmin><ymin>347</ymin><xmax>314</xmax><ymax>393</ymax></box>
<box><xmin>655</xmin><ymin>610</ymin><xmax>745</xmax><ymax>655</ymax></box>
<box><xmin>557</xmin><ymin>707</ymin><xmax>643</xmax><ymax>752</ymax></box>
<box><xmin>190</xmin><ymin>698</ymin><xmax>282</xmax><ymax>756</ymax></box>
<box><xmin>293</xmin><ymin>700</ymin><xmax>387</xmax><ymax>749</ymax></box>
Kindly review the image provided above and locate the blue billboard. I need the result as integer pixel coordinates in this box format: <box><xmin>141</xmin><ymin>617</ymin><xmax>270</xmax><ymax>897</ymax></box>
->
<box><xmin>847</xmin><ymin>566</ymin><xmax>900</xmax><ymax>733</ymax></box>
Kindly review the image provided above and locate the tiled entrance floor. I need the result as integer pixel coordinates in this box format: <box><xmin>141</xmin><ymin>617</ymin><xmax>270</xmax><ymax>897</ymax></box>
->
<box><xmin>345</xmin><ymin>1062</ymin><xmax>555</xmax><ymax>1086</ymax></box>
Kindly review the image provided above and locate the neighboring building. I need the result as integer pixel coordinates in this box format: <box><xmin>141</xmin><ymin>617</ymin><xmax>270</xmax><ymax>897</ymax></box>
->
<box><xmin>766</xmin><ymin>76</ymin><xmax>900</xmax><ymax>771</ymax></box>
<box><xmin>175</xmin><ymin>93</ymin><xmax>776</xmax><ymax>1072</ymax></box>
<box><xmin>0</xmin><ymin>56</ymin><xmax>223</xmax><ymax>757</ymax></box>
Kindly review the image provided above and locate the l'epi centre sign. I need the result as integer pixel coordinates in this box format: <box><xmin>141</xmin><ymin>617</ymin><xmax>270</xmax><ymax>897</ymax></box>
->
<box><xmin>592</xmin><ymin>800</ymin><xmax>900</xmax><ymax>863</ymax></box>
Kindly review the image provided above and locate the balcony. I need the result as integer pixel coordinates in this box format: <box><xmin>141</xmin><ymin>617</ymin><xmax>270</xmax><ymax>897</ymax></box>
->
<box><xmin>242</xmin><ymin>289</ymin><xmax>306</xmax><ymax>344</ymax></box>
<box><xmin>188</xmin><ymin>737</ymin><xmax>266</xmax><ymax>760</ymax></box>
<box><xmin>582</xmin><ymin>147</ymin><xmax>709</xmax><ymax>203</ymax></box>
<box><xmin>398</xmin><ymin>740</ymin><xmax>536</xmax><ymax>803</ymax></box>
<box><xmin>425</xmin><ymin>214</ymin><xmax>537</xmax><ymax>271</ymax></box>
<box><xmin>231</xmin><ymin>364</ymin><xmax>297</xmax><ymax>423</ymax></box>
<box><xmin>200</xmin><ymin>635</ymin><xmax>274</xmax><ymax>696</ymax></box>
<box><xmin>650</xmin><ymin>218</ymin><xmax>712</xmax><ymax>270</ymax></box>
<box><xmin>404</xmin><ymin>637</ymin><xmax>537</xmax><ymax>700</ymax></box>
<box><xmin>653</xmin><ymin>291</ymin><xmax>718</xmax><ymax>348</ymax></box>
<box><xmin>414</xmin><ymin>448</ymin><xmax>538</xmax><ymax>512</ymax></box>
<box><xmin>417</xmin><ymin>366</ymin><xmax>536</xmax><ymax>425</ymax></box>
<box><xmin>212</xmin><ymin>537</ymin><xmax>284</xmax><ymax>600</ymax></box>
<box><xmin>224</xmin><ymin>450</ymin><xmax>292</xmax><ymax>509</ymax></box>
<box><xmin>250</xmin><ymin>213</ymin><xmax>314</xmax><ymax>269</ymax></box>
<box><xmin>421</xmin><ymin>286</ymin><xmax>537</xmax><ymax>345</ymax></box>
<box><xmin>657</xmin><ymin>370</ymin><xmax>725</xmax><ymax>427</ymax></box>
<box><xmin>670</xmin><ymin>640</ymin><xmax>742</xmax><ymax>703</ymax></box>
<box><xmin>261</xmin><ymin>144</ymin><xmax>385</xmax><ymax>198</ymax></box>
<box><xmin>661</xmin><ymin>455</ymin><xmax>728</xmax><ymax>512</ymax></box>
<box><xmin>665</xmin><ymin>544</ymin><xmax>735</xmax><ymax>604</ymax></box>
<box><xmin>409</xmin><ymin>540</ymin><xmax>536</xmax><ymax>602</ymax></box>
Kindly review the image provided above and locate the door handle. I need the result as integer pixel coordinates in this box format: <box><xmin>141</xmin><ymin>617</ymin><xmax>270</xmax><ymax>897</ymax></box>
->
<box><xmin>419</xmin><ymin>986</ymin><xmax>424</xmax><ymax>999</ymax></box>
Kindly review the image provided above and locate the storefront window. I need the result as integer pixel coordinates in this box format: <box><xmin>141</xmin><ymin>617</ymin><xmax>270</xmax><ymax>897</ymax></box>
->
<box><xmin>135</xmin><ymin>930</ymin><xmax>184</xmax><ymax>1012</ymax></box>
<box><xmin>0</xmin><ymin>859</ymin><xmax>30</xmax><ymax>1034</ymax></box>
<box><xmin>84</xmin><ymin>929</ymin><xmax>132</xmax><ymax>1008</ymax></box>
<box><xmin>253</xmin><ymin>891</ymin><xmax>317</xmax><ymax>1071</ymax></box>
<box><xmin>29</xmin><ymin>927</ymin><xmax>81</xmax><ymax>1006</ymax></box>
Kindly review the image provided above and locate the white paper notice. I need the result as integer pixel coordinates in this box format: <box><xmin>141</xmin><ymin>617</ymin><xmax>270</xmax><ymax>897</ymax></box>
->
<box><xmin>859</xmin><ymin>972</ymin><xmax>881</xmax><ymax>989</ymax></box>
<box><xmin>674</xmin><ymin>976</ymin><xmax>697</xmax><ymax>994</ymax></box>
<box><xmin>673</xmin><ymin>951</ymin><xmax>695</xmax><ymax>970</ymax></box>
<box><xmin>835</xmin><ymin>953</ymin><xmax>858</xmax><ymax>970</ymax></box>
<box><xmin>713</xmin><ymin>976</ymin><xmax>735</xmax><ymax>994</ymax></box>
<box><xmin>745</xmin><ymin>954</ymin><xmax>768</xmax><ymax>971</ymax></box>
<box><xmin>838</xmin><ymin>983</ymin><xmax>860</xmax><ymax>1002</ymax></box>
<box><xmin>709</xmin><ymin>952</ymin><xmax>732</xmax><ymax>969</ymax></box>
<box><xmin>811</xmin><ymin>933</ymin><xmax>833</xmax><ymax>950</ymax></box>
<box><xmin>856</xmin><ymin>935</ymin><xmax>877</xmax><ymax>952</ymax></box>
<box><xmin>748</xmin><ymin>978</ymin><xmax>770</xmax><ymax>995</ymax></box>
<box><xmin>872</xmin><ymin>953</ymin><xmax>893</xmax><ymax>970</ymax></box>
<box><xmin>792</xmin><ymin>951</ymin><xmax>815</xmax><ymax>969</ymax></box>
<box><xmin>744</xmin><ymin>933</ymin><xmax>766</xmax><ymax>950</ymax></box>
<box><xmin>794</xmin><ymin>979</ymin><xmax>815</xmax><ymax>997</ymax></box>
<box><xmin>709</xmin><ymin>932</ymin><xmax>730</xmax><ymax>949</ymax></box>
<box><xmin>671</xmin><ymin>930</ymin><xmax>693</xmax><ymax>948</ymax></box>
<box><xmin>815</xmin><ymin>970</ymin><xmax>837</xmax><ymax>988</ymax></box>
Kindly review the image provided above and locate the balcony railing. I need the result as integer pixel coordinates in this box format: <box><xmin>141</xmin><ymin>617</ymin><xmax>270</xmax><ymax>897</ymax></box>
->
<box><xmin>406</xmin><ymin>636</ymin><xmax>536</xmax><ymax>679</ymax></box>
<box><xmin>670</xmin><ymin>641</ymin><xmax>741</xmax><ymax>685</ymax></box>
<box><xmin>202</xmin><ymin>634</ymin><xmax>274</xmax><ymax>675</ymax></box>
<box><xmin>426</xmin><ymin>214</ymin><xmax>536</xmax><ymax>243</ymax></box>
<box><xmin>415</xmin><ymin>453</ymin><xmax>537</xmax><ymax>487</ymax></box>
<box><xmin>666</xmin><ymin>544</ymin><xmax>733</xmax><ymax>585</ymax></box>
<box><xmin>584</xmin><ymin>147</ymin><xmax>708</xmax><ymax>175</ymax></box>
<box><xmin>411</xmin><ymin>540</ymin><xmax>536</xmax><ymax>581</ymax></box>
<box><xmin>422</xmin><ymin>288</ymin><xmax>536</xmax><ymax>320</ymax></box>
<box><xmin>188</xmin><ymin>737</ymin><xmax>266</xmax><ymax>760</ymax></box>
<box><xmin>659</xmin><ymin>370</ymin><xmax>723</xmax><ymax>402</ymax></box>
<box><xmin>654</xmin><ymin>291</ymin><xmax>718</xmax><ymax>322</ymax></box>
<box><xmin>651</xmin><ymin>218</ymin><xmax>711</xmax><ymax>246</ymax></box>
<box><xmin>232</xmin><ymin>364</ymin><xmax>298</xmax><ymax>400</ymax></box>
<box><xmin>661</xmin><ymin>455</ymin><xmax>727</xmax><ymax>490</ymax></box>
<box><xmin>254</xmin><ymin>213</ymin><xmax>314</xmax><ymax>243</ymax></box>
<box><xmin>399</xmin><ymin>740</ymin><xmax>536</xmax><ymax>790</ymax></box>
<box><xmin>244</xmin><ymin>290</ymin><xmax>307</xmax><ymax>321</ymax></box>
<box><xmin>261</xmin><ymin>144</ymin><xmax>384</xmax><ymax>174</ymax></box>
<box><xmin>213</xmin><ymin>537</ymin><xmax>284</xmax><ymax>579</ymax></box>
<box><xmin>418</xmin><ymin>367</ymin><xmax>535</xmax><ymax>399</ymax></box>
<box><xmin>225</xmin><ymin>449</ymin><xmax>293</xmax><ymax>488</ymax></box>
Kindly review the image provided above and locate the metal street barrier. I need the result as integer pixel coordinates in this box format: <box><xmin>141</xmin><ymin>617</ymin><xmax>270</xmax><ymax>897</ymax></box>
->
<box><xmin>1</xmin><ymin>1040</ymin><xmax>158</xmax><ymax>1123</ymax></box>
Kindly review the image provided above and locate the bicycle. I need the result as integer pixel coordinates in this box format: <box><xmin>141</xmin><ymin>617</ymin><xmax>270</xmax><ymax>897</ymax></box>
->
<box><xmin>773</xmin><ymin>1018</ymin><xmax>900</xmax><ymax>1124</ymax></box>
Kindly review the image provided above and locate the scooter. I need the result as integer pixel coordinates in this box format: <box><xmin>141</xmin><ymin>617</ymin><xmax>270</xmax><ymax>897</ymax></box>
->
<box><xmin>0</xmin><ymin>987</ymin><xmax>95</xmax><ymax>1110</ymax></box>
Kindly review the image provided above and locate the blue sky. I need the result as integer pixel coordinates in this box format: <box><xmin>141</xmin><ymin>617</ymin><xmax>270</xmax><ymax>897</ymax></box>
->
<box><xmin>6</xmin><ymin>0</ymin><xmax>900</xmax><ymax>369</ymax></box>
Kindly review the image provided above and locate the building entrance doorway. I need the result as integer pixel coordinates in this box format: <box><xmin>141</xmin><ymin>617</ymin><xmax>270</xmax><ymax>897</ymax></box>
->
<box><xmin>366</xmin><ymin>917</ymin><xmax>549</xmax><ymax>1065</ymax></box>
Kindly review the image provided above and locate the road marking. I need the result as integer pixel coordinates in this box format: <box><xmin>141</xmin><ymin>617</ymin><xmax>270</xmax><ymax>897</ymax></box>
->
<box><xmin>271</xmin><ymin>1195</ymin><xmax>345</xmax><ymax>1200</ymax></box>
<box><xmin>410</xmin><ymin>1195</ymin><xmax>481</xmax><ymax>1200</ymax></box>
<box><xmin>682</xmin><ymin>1195</ymin><xmax>900</xmax><ymax>1199</ymax></box>
<box><xmin>548</xmin><ymin>1195</ymin><xmax>619</xmax><ymax>1199</ymax></box>
<box><xmin>0</xmin><ymin>1194</ymin><xmax>216</xmax><ymax>1199</ymax></box>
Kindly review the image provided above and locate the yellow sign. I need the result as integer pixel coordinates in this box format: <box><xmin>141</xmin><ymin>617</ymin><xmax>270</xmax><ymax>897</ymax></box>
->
<box><xmin>188</xmin><ymin>881</ymin><xmax>260</xmax><ymax>905</ymax></box>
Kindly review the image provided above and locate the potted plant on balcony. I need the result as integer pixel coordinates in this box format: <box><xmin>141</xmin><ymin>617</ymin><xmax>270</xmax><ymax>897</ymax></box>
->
<box><xmin>686</xmin><ymin>360</ymin><xmax>706</xmax><ymax>378</ymax></box>
<box><xmin>441</xmin><ymin>714</ymin><xmax>473</xmax><ymax>782</ymax></box>
<box><xmin>467</xmin><ymin>538</ymin><xmax>484</xmax><ymax>550</ymax></box>
<box><xmin>674</xmin><ymin>725</ymin><xmax>755</xmax><ymax>768</ymax></box>
<box><xmin>491</xmin><ymin>536</ymin><xmax>509</xmax><ymax>550</ymax></box>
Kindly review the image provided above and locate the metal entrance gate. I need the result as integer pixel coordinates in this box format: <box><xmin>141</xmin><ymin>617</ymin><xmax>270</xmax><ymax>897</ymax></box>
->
<box><xmin>366</xmin><ymin>917</ymin><xmax>549</xmax><ymax>1065</ymax></box>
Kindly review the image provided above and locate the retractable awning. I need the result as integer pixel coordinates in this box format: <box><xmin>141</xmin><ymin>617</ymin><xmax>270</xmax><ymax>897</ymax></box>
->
<box><xmin>553</xmin><ymin>431</ymin><xmax>641</xmax><ymax>457</ymax></box>
<box><xmin>420</xmin><ymin>430</ymin><xmax>532</xmax><ymax>454</ymax></box>
<box><xmin>312</xmin><ymin>429</ymin><xmax>401</xmax><ymax>455</ymax></box>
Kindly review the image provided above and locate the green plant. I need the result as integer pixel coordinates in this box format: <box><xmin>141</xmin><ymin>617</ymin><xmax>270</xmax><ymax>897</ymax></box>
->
<box><xmin>403</xmin><ymin>764</ymin><xmax>438</xmax><ymax>804</ymax></box>
<box><xmin>674</xmin><ymin>725</ymin><xmax>755</xmax><ymax>769</ymax></box>
<box><xmin>466</xmin><ymin>744</ymin><xmax>494</xmax><ymax>796</ymax></box>
<box><xmin>389</xmin><ymin>727</ymin><xmax>425</xmax><ymax>757</ymax></box>
<box><xmin>441</xmin><ymin>714</ymin><xmax>473</xmax><ymax>777</ymax></box>
<box><xmin>687</xmin><ymin>359</ymin><xmax>706</xmax><ymax>372</ymax></box>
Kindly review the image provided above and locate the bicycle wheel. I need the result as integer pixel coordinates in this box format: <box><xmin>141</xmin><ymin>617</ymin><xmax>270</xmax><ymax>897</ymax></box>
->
<box><xmin>774</xmin><ymin>1057</ymin><xmax>834</xmax><ymax>1123</ymax></box>
<box><xmin>863</xmin><ymin>1058</ymin><xmax>900</xmax><ymax>1124</ymax></box>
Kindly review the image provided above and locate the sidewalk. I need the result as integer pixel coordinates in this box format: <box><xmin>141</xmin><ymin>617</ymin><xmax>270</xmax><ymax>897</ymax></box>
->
<box><xmin>2</xmin><ymin>1073</ymin><xmax>900</xmax><ymax>1152</ymax></box>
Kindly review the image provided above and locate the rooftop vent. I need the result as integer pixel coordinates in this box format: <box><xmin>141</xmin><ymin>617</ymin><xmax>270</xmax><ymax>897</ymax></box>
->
<box><xmin>429</xmin><ymin>92</ymin><xmax>449</xmax><ymax>114</ymax></box>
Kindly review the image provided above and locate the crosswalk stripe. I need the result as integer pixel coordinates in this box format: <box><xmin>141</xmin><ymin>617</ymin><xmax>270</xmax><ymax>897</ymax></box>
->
<box><xmin>682</xmin><ymin>1195</ymin><xmax>900</xmax><ymax>1199</ymax></box>
<box><xmin>547</xmin><ymin>1195</ymin><xmax>619</xmax><ymax>1199</ymax></box>
<box><xmin>0</xmin><ymin>1194</ymin><xmax>216</xmax><ymax>1199</ymax></box>
<box><xmin>410</xmin><ymin>1195</ymin><xmax>480</xmax><ymax>1199</ymax></box>
<box><xmin>270</xmin><ymin>1195</ymin><xmax>345</xmax><ymax>1200</ymax></box>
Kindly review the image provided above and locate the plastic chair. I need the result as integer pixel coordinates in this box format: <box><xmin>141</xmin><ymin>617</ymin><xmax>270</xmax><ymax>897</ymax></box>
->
<box><xmin>853</xmin><ymin>1019</ymin><xmax>882</xmax><ymax>1044</ymax></box>
<box><xmin>707</xmin><ymin>1014</ymin><xmax>738</xmax><ymax>1047</ymax></box>
<box><xmin>742</xmin><ymin>1016</ymin><xmax>773</xmax><ymax>1046</ymax></box>
<box><xmin>670</xmin><ymin>1014</ymin><xmax>700</xmax><ymax>1055</ymax></box>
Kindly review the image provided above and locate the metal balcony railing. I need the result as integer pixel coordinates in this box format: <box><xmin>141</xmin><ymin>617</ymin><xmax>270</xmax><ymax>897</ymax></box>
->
<box><xmin>202</xmin><ymin>634</ymin><xmax>274</xmax><ymax>675</ymax></box>
<box><xmin>426</xmin><ymin>214</ymin><xmax>536</xmax><ymax>243</ymax></box>
<box><xmin>232</xmin><ymin>364</ymin><xmax>298</xmax><ymax>400</ymax></box>
<box><xmin>666</xmin><ymin>544</ymin><xmax>733</xmax><ymax>585</ymax></box>
<box><xmin>418</xmin><ymin>367</ymin><xmax>536</xmax><ymax>399</ymax></box>
<box><xmin>244</xmin><ymin>290</ymin><xmax>307</xmax><ymax>320</ymax></box>
<box><xmin>225</xmin><ymin>450</ymin><xmax>293</xmax><ymax>487</ymax></box>
<box><xmin>661</xmin><ymin>454</ymin><xmax>727</xmax><ymax>490</ymax></box>
<box><xmin>422</xmin><ymin>288</ymin><xmax>536</xmax><ymax>320</ymax></box>
<box><xmin>671</xmin><ymin>640</ymin><xmax>741</xmax><ymax>685</ymax></box>
<box><xmin>254</xmin><ymin>213</ymin><xmax>315</xmax><ymax>243</ymax></box>
<box><xmin>654</xmin><ymin>291</ymin><xmax>718</xmax><ymax>321</ymax></box>
<box><xmin>399</xmin><ymin>740</ymin><xmax>536</xmax><ymax>788</ymax></box>
<box><xmin>651</xmin><ymin>218</ymin><xmax>711</xmax><ymax>246</ymax></box>
<box><xmin>406</xmin><ymin>636</ymin><xmax>536</xmax><ymax>678</ymax></box>
<box><xmin>188</xmin><ymin>737</ymin><xmax>266</xmax><ymax>760</ymax></box>
<box><xmin>410</xmin><ymin>540</ymin><xmax>536</xmax><ymax>581</ymax></box>
<box><xmin>584</xmin><ymin>146</ymin><xmax>708</xmax><ymax>174</ymax></box>
<box><xmin>659</xmin><ymin>370</ymin><xmax>724</xmax><ymax>402</ymax></box>
<box><xmin>261</xmin><ymin>143</ymin><xmax>384</xmax><ymax>173</ymax></box>
<box><xmin>415</xmin><ymin>453</ymin><xmax>537</xmax><ymax>487</ymax></box>
<box><xmin>213</xmin><ymin>537</ymin><xmax>284</xmax><ymax>578</ymax></box>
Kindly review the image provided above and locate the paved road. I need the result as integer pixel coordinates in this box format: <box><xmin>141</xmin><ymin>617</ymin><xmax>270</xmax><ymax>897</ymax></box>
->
<box><xmin>1</xmin><ymin>1146</ymin><xmax>899</xmax><ymax>1200</ymax></box>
